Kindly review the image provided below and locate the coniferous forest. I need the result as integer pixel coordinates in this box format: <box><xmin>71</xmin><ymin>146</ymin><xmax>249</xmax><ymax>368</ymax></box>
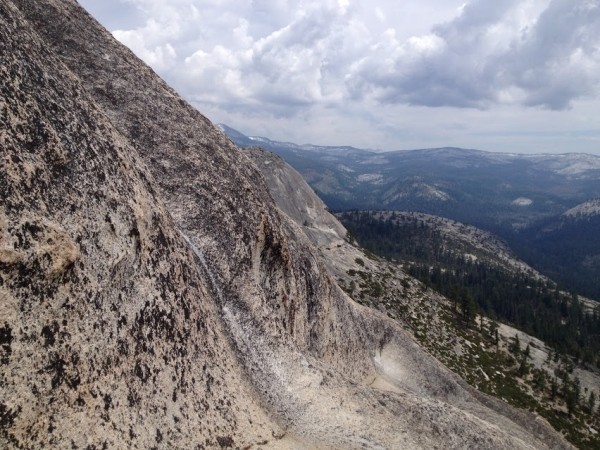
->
<box><xmin>515</xmin><ymin>214</ymin><xmax>600</xmax><ymax>301</ymax></box>
<box><xmin>339</xmin><ymin>211</ymin><xmax>600</xmax><ymax>370</ymax></box>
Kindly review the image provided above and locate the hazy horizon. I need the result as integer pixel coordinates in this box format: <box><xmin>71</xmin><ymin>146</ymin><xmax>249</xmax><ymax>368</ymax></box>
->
<box><xmin>222</xmin><ymin>122</ymin><xmax>600</xmax><ymax>157</ymax></box>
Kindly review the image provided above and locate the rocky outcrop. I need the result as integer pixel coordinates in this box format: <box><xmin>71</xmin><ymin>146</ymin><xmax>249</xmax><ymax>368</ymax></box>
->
<box><xmin>244</xmin><ymin>147</ymin><xmax>348</xmax><ymax>247</ymax></box>
<box><xmin>0</xmin><ymin>3</ymin><xmax>278</xmax><ymax>447</ymax></box>
<box><xmin>1</xmin><ymin>0</ymin><xmax>572</xmax><ymax>448</ymax></box>
<box><xmin>564</xmin><ymin>199</ymin><xmax>600</xmax><ymax>218</ymax></box>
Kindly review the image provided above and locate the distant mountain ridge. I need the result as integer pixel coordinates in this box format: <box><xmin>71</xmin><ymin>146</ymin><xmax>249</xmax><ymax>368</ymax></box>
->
<box><xmin>223</xmin><ymin>124</ymin><xmax>600</xmax><ymax>300</ymax></box>
<box><xmin>221</xmin><ymin>125</ymin><xmax>600</xmax><ymax>231</ymax></box>
<box><xmin>220</xmin><ymin>124</ymin><xmax>600</xmax><ymax>177</ymax></box>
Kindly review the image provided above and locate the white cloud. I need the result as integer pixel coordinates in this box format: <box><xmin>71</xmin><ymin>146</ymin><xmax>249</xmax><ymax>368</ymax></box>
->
<box><xmin>165</xmin><ymin>0</ymin><xmax>365</xmax><ymax>111</ymax></box>
<box><xmin>344</xmin><ymin>0</ymin><xmax>600</xmax><ymax>110</ymax></box>
<box><xmin>113</xmin><ymin>27</ymin><xmax>177</xmax><ymax>71</ymax></box>
<box><xmin>79</xmin><ymin>0</ymin><xmax>600</xmax><ymax>154</ymax></box>
<box><xmin>338</xmin><ymin>0</ymin><xmax>350</xmax><ymax>13</ymax></box>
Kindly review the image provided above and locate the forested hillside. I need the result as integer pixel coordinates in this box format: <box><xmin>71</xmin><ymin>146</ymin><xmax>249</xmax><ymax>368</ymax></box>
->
<box><xmin>516</xmin><ymin>214</ymin><xmax>600</xmax><ymax>300</ymax></box>
<box><xmin>339</xmin><ymin>211</ymin><xmax>600</xmax><ymax>369</ymax></box>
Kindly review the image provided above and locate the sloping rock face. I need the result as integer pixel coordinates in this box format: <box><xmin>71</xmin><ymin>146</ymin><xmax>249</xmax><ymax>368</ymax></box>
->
<box><xmin>244</xmin><ymin>147</ymin><xmax>348</xmax><ymax>247</ymax></box>
<box><xmin>12</xmin><ymin>0</ymin><xmax>377</xmax><ymax>381</ymax></box>
<box><xmin>1</xmin><ymin>1</ymin><xmax>572</xmax><ymax>448</ymax></box>
<box><xmin>0</xmin><ymin>2</ymin><xmax>279</xmax><ymax>448</ymax></box>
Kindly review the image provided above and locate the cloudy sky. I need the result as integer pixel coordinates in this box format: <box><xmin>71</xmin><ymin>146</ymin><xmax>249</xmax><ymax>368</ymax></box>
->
<box><xmin>79</xmin><ymin>0</ymin><xmax>600</xmax><ymax>154</ymax></box>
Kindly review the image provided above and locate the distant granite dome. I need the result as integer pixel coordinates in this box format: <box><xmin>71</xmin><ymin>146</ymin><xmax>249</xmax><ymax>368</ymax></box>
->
<box><xmin>564</xmin><ymin>199</ymin><xmax>600</xmax><ymax>218</ymax></box>
<box><xmin>1</xmin><ymin>0</ymin><xmax>572</xmax><ymax>448</ymax></box>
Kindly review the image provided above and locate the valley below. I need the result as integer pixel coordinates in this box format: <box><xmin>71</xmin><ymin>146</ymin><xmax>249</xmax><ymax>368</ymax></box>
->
<box><xmin>224</xmin><ymin>125</ymin><xmax>600</xmax><ymax>301</ymax></box>
<box><xmin>247</xmin><ymin>147</ymin><xmax>600</xmax><ymax>448</ymax></box>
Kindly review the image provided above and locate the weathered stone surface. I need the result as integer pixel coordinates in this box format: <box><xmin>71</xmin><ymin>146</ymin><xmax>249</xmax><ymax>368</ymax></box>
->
<box><xmin>0</xmin><ymin>0</ymin><xmax>573</xmax><ymax>448</ymax></box>
<box><xmin>0</xmin><ymin>3</ymin><xmax>278</xmax><ymax>448</ymax></box>
<box><xmin>245</xmin><ymin>147</ymin><xmax>348</xmax><ymax>248</ymax></box>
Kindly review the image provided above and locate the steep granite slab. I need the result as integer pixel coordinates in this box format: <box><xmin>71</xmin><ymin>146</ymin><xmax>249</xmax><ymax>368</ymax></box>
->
<box><xmin>0</xmin><ymin>2</ymin><xmax>281</xmax><ymax>448</ymax></box>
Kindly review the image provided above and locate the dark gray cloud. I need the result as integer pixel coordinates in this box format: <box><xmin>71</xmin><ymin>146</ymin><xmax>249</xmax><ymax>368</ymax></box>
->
<box><xmin>502</xmin><ymin>0</ymin><xmax>600</xmax><ymax>109</ymax></box>
<box><xmin>350</xmin><ymin>0</ymin><xmax>600</xmax><ymax>110</ymax></box>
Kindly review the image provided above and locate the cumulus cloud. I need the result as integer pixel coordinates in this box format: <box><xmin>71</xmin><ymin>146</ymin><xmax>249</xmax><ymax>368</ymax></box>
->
<box><xmin>187</xmin><ymin>3</ymin><xmax>357</xmax><ymax>106</ymax></box>
<box><xmin>84</xmin><ymin>0</ymin><xmax>600</xmax><ymax>115</ymax></box>
<box><xmin>350</xmin><ymin>0</ymin><xmax>600</xmax><ymax>110</ymax></box>
<box><xmin>500</xmin><ymin>0</ymin><xmax>600</xmax><ymax>109</ymax></box>
<box><xmin>114</xmin><ymin>25</ymin><xmax>177</xmax><ymax>71</ymax></box>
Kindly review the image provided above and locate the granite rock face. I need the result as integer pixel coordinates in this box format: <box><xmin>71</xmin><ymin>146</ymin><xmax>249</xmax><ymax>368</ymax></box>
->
<box><xmin>1</xmin><ymin>1</ymin><xmax>572</xmax><ymax>448</ymax></box>
<box><xmin>244</xmin><ymin>147</ymin><xmax>348</xmax><ymax>248</ymax></box>
<box><xmin>1</xmin><ymin>2</ymin><xmax>278</xmax><ymax>447</ymax></box>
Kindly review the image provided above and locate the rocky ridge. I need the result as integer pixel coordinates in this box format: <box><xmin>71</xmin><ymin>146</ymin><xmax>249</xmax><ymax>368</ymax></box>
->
<box><xmin>246</xmin><ymin>145</ymin><xmax>600</xmax><ymax>449</ymax></box>
<box><xmin>564</xmin><ymin>199</ymin><xmax>600</xmax><ymax>218</ymax></box>
<box><xmin>362</xmin><ymin>211</ymin><xmax>545</xmax><ymax>278</ymax></box>
<box><xmin>0</xmin><ymin>1</ymin><xmax>573</xmax><ymax>448</ymax></box>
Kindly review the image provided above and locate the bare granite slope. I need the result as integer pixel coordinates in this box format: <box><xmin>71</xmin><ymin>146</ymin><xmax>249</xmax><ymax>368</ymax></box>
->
<box><xmin>0</xmin><ymin>2</ymin><xmax>279</xmax><ymax>447</ymax></box>
<box><xmin>244</xmin><ymin>147</ymin><xmax>348</xmax><ymax>247</ymax></box>
<box><xmin>0</xmin><ymin>0</ymin><xmax>573</xmax><ymax>448</ymax></box>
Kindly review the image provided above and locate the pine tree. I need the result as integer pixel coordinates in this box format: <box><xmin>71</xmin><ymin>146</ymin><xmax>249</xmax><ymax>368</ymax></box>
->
<box><xmin>533</xmin><ymin>369</ymin><xmax>546</xmax><ymax>391</ymax></box>
<box><xmin>509</xmin><ymin>333</ymin><xmax>521</xmax><ymax>354</ymax></box>
<box><xmin>550</xmin><ymin>377</ymin><xmax>558</xmax><ymax>400</ymax></box>
<box><xmin>460</xmin><ymin>288</ymin><xmax>477</xmax><ymax>327</ymax></box>
<box><xmin>573</xmin><ymin>377</ymin><xmax>581</xmax><ymax>405</ymax></box>
<box><xmin>487</xmin><ymin>320</ymin><xmax>499</xmax><ymax>347</ymax></box>
<box><xmin>566</xmin><ymin>388</ymin><xmax>577</xmax><ymax>417</ymax></box>
<box><xmin>518</xmin><ymin>355</ymin><xmax>529</xmax><ymax>377</ymax></box>
<box><xmin>587</xmin><ymin>391</ymin><xmax>596</xmax><ymax>414</ymax></box>
<box><xmin>546</xmin><ymin>348</ymin><xmax>553</xmax><ymax>363</ymax></box>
